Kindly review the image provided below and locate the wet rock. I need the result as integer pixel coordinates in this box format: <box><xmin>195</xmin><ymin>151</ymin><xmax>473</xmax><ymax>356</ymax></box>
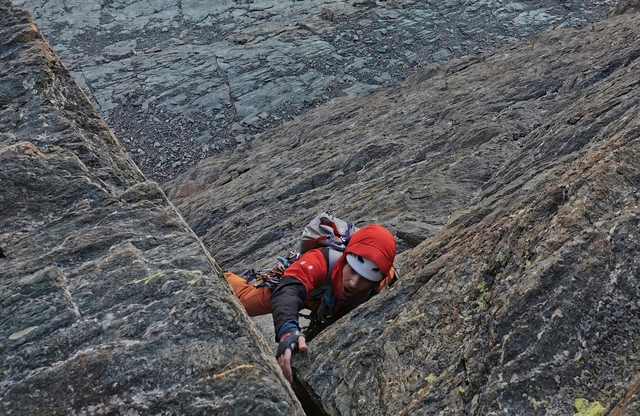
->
<box><xmin>0</xmin><ymin>3</ymin><xmax>303</xmax><ymax>414</ymax></box>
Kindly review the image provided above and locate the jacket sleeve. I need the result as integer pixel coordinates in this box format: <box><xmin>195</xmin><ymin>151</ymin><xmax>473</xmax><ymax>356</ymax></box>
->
<box><xmin>270</xmin><ymin>249</ymin><xmax>329</xmax><ymax>340</ymax></box>
<box><xmin>270</xmin><ymin>276</ymin><xmax>307</xmax><ymax>341</ymax></box>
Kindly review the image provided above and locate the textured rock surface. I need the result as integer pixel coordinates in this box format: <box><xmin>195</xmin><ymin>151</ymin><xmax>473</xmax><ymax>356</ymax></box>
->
<box><xmin>165</xmin><ymin>9</ymin><xmax>640</xmax><ymax>272</ymax></box>
<box><xmin>608</xmin><ymin>0</ymin><xmax>640</xmax><ymax>16</ymax></box>
<box><xmin>3</xmin><ymin>0</ymin><xmax>640</xmax><ymax>413</ymax></box>
<box><xmin>295</xmin><ymin>15</ymin><xmax>640</xmax><ymax>416</ymax></box>
<box><xmin>167</xmin><ymin>9</ymin><xmax>640</xmax><ymax>416</ymax></box>
<box><xmin>11</xmin><ymin>0</ymin><xmax>617</xmax><ymax>180</ymax></box>
<box><xmin>0</xmin><ymin>3</ymin><xmax>303</xmax><ymax>414</ymax></box>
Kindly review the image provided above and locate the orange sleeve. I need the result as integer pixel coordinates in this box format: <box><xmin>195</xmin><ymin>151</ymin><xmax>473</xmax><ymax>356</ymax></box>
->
<box><xmin>283</xmin><ymin>249</ymin><xmax>329</xmax><ymax>295</ymax></box>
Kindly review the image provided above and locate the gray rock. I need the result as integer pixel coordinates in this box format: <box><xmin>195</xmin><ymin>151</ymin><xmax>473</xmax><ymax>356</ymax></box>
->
<box><xmin>0</xmin><ymin>3</ymin><xmax>303</xmax><ymax>414</ymax></box>
<box><xmin>293</xmin><ymin>13</ymin><xmax>640</xmax><ymax>415</ymax></box>
<box><xmin>10</xmin><ymin>0</ymin><xmax>618</xmax><ymax>181</ymax></box>
<box><xmin>3</xmin><ymin>0</ymin><xmax>640</xmax><ymax>413</ymax></box>
<box><xmin>166</xmin><ymin>9</ymin><xmax>640</xmax><ymax>415</ymax></box>
<box><xmin>608</xmin><ymin>0</ymin><xmax>640</xmax><ymax>16</ymax></box>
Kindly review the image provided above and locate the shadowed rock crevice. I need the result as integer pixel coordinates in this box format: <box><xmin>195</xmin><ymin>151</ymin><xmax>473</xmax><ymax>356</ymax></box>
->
<box><xmin>292</xmin><ymin>371</ymin><xmax>332</xmax><ymax>416</ymax></box>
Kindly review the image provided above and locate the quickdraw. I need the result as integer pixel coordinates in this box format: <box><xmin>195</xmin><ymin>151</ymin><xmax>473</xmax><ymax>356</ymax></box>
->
<box><xmin>240</xmin><ymin>252</ymin><xmax>300</xmax><ymax>289</ymax></box>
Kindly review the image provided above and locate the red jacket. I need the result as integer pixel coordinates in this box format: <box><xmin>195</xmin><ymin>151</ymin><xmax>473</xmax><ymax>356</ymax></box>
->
<box><xmin>271</xmin><ymin>225</ymin><xmax>396</xmax><ymax>339</ymax></box>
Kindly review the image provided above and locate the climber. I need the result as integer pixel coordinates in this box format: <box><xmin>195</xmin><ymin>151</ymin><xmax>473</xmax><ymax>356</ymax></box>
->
<box><xmin>224</xmin><ymin>223</ymin><xmax>397</xmax><ymax>383</ymax></box>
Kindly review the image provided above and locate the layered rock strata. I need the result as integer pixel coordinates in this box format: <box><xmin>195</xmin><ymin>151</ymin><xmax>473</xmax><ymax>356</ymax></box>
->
<box><xmin>0</xmin><ymin>3</ymin><xmax>303</xmax><ymax>414</ymax></box>
<box><xmin>295</xmin><ymin>13</ymin><xmax>640</xmax><ymax>416</ymax></box>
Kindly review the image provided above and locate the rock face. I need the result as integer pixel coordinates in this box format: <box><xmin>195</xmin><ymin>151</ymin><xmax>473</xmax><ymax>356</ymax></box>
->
<box><xmin>167</xmin><ymin>9</ymin><xmax>640</xmax><ymax>416</ymax></box>
<box><xmin>11</xmin><ymin>0</ymin><xmax>617</xmax><ymax>181</ymax></box>
<box><xmin>608</xmin><ymin>0</ymin><xmax>640</xmax><ymax>16</ymax></box>
<box><xmin>3</xmin><ymin>0</ymin><xmax>640</xmax><ymax>413</ymax></box>
<box><xmin>0</xmin><ymin>3</ymin><xmax>303</xmax><ymax>414</ymax></box>
<box><xmin>290</xmin><ymin>15</ymin><xmax>640</xmax><ymax>416</ymax></box>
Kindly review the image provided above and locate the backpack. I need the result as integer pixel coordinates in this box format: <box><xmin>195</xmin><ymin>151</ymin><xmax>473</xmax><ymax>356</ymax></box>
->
<box><xmin>299</xmin><ymin>211</ymin><xmax>357</xmax><ymax>253</ymax></box>
<box><xmin>240</xmin><ymin>211</ymin><xmax>357</xmax><ymax>290</ymax></box>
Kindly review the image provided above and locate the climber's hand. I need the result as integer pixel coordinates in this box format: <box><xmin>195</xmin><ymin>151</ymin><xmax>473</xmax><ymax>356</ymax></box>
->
<box><xmin>276</xmin><ymin>330</ymin><xmax>308</xmax><ymax>383</ymax></box>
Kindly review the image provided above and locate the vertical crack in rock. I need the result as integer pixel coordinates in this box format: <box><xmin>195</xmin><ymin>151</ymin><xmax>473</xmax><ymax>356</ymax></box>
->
<box><xmin>0</xmin><ymin>4</ymin><xmax>304</xmax><ymax>413</ymax></box>
<box><xmin>291</xmin><ymin>370</ymin><xmax>331</xmax><ymax>416</ymax></box>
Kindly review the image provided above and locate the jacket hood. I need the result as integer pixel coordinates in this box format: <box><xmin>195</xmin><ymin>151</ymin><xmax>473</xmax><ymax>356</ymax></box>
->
<box><xmin>331</xmin><ymin>224</ymin><xmax>396</xmax><ymax>297</ymax></box>
<box><xmin>345</xmin><ymin>224</ymin><xmax>396</xmax><ymax>276</ymax></box>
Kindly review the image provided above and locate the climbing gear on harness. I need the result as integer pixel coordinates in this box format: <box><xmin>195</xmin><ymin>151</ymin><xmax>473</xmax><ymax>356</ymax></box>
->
<box><xmin>276</xmin><ymin>329</ymin><xmax>305</xmax><ymax>359</ymax></box>
<box><xmin>238</xmin><ymin>213</ymin><xmax>399</xmax><ymax>339</ymax></box>
<box><xmin>238</xmin><ymin>211</ymin><xmax>353</xmax><ymax>337</ymax></box>
<box><xmin>240</xmin><ymin>252</ymin><xmax>299</xmax><ymax>290</ymax></box>
<box><xmin>299</xmin><ymin>285</ymin><xmax>337</xmax><ymax>340</ymax></box>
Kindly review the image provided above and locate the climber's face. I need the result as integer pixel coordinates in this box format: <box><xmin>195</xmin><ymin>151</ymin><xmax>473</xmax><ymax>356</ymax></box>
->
<box><xmin>341</xmin><ymin>263</ymin><xmax>375</xmax><ymax>297</ymax></box>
